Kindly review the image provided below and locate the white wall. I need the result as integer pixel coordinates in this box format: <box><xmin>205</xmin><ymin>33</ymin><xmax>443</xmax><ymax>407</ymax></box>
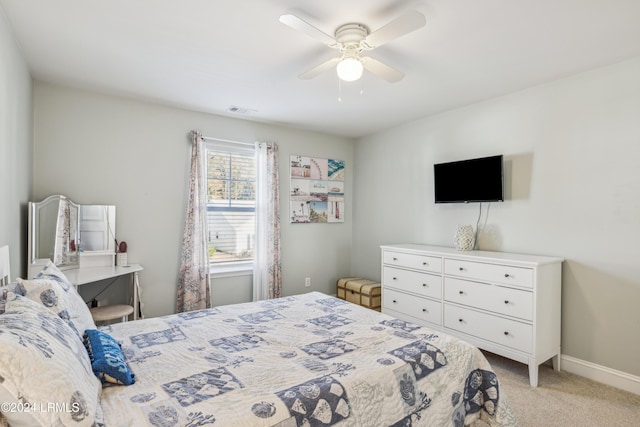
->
<box><xmin>33</xmin><ymin>82</ymin><xmax>354</xmax><ymax>317</ymax></box>
<box><xmin>352</xmin><ymin>56</ymin><xmax>640</xmax><ymax>377</ymax></box>
<box><xmin>0</xmin><ymin>6</ymin><xmax>32</xmax><ymax>277</ymax></box>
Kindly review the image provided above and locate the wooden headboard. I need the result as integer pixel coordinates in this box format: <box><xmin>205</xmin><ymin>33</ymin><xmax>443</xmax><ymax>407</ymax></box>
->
<box><xmin>0</xmin><ymin>245</ymin><xmax>10</xmax><ymax>285</ymax></box>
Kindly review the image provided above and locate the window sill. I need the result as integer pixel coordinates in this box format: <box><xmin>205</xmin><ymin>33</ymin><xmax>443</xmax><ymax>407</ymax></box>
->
<box><xmin>210</xmin><ymin>262</ymin><xmax>253</xmax><ymax>278</ymax></box>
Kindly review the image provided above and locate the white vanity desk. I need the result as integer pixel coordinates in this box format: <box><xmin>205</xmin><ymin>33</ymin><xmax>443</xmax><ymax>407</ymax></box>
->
<box><xmin>27</xmin><ymin>194</ymin><xmax>144</xmax><ymax>322</ymax></box>
<box><xmin>64</xmin><ymin>264</ymin><xmax>144</xmax><ymax>321</ymax></box>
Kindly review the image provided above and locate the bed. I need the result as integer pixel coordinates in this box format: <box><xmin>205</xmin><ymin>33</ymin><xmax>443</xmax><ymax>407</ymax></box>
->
<box><xmin>0</xmin><ymin>252</ymin><xmax>517</xmax><ymax>427</ymax></box>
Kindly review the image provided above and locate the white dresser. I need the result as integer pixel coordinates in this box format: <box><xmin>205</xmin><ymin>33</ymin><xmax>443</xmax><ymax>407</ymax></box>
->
<box><xmin>381</xmin><ymin>243</ymin><xmax>562</xmax><ymax>387</ymax></box>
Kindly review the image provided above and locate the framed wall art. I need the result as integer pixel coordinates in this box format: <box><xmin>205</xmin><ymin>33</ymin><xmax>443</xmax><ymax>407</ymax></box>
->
<box><xmin>290</xmin><ymin>155</ymin><xmax>345</xmax><ymax>223</ymax></box>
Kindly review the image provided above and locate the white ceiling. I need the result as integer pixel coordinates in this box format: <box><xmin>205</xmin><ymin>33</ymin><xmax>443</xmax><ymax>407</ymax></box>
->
<box><xmin>2</xmin><ymin>0</ymin><xmax>640</xmax><ymax>138</ymax></box>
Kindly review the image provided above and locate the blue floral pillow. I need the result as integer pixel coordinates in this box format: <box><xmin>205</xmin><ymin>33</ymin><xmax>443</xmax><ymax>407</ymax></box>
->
<box><xmin>16</xmin><ymin>277</ymin><xmax>96</xmax><ymax>337</ymax></box>
<box><xmin>0</xmin><ymin>287</ymin><xmax>7</xmax><ymax>314</ymax></box>
<box><xmin>83</xmin><ymin>329</ymin><xmax>135</xmax><ymax>385</ymax></box>
<box><xmin>33</xmin><ymin>260</ymin><xmax>75</xmax><ymax>290</ymax></box>
<box><xmin>0</xmin><ymin>282</ymin><xmax>19</xmax><ymax>314</ymax></box>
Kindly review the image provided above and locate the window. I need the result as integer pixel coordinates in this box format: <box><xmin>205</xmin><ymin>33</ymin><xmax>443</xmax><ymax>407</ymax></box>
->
<box><xmin>205</xmin><ymin>142</ymin><xmax>255</xmax><ymax>265</ymax></box>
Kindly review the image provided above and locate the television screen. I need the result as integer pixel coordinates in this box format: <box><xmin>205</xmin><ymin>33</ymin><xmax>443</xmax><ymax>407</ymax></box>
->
<box><xmin>434</xmin><ymin>155</ymin><xmax>504</xmax><ymax>203</ymax></box>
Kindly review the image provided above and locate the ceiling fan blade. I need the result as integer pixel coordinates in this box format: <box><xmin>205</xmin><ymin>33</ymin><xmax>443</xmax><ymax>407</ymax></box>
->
<box><xmin>299</xmin><ymin>57</ymin><xmax>341</xmax><ymax>80</ymax></box>
<box><xmin>361</xmin><ymin>57</ymin><xmax>404</xmax><ymax>83</ymax></box>
<box><xmin>279</xmin><ymin>14</ymin><xmax>337</xmax><ymax>46</ymax></box>
<box><xmin>365</xmin><ymin>10</ymin><xmax>426</xmax><ymax>48</ymax></box>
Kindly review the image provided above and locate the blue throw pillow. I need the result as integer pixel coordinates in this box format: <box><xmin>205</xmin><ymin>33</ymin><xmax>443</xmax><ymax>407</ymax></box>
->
<box><xmin>83</xmin><ymin>329</ymin><xmax>135</xmax><ymax>385</ymax></box>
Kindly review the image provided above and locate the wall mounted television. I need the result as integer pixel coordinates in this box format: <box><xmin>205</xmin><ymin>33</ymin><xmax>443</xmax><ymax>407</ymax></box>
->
<box><xmin>434</xmin><ymin>155</ymin><xmax>504</xmax><ymax>203</ymax></box>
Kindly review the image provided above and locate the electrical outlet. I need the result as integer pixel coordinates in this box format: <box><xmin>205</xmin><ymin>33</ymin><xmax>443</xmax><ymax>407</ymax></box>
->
<box><xmin>304</xmin><ymin>277</ymin><xmax>311</xmax><ymax>287</ymax></box>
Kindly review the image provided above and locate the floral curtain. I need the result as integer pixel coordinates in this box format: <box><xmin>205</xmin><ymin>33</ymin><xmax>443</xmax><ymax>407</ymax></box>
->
<box><xmin>53</xmin><ymin>198</ymin><xmax>71</xmax><ymax>265</ymax></box>
<box><xmin>176</xmin><ymin>131</ymin><xmax>211</xmax><ymax>312</ymax></box>
<box><xmin>253</xmin><ymin>142</ymin><xmax>282</xmax><ymax>300</ymax></box>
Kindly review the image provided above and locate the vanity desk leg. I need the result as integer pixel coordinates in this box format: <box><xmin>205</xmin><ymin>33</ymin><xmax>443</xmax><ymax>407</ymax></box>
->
<box><xmin>131</xmin><ymin>271</ymin><xmax>143</xmax><ymax>320</ymax></box>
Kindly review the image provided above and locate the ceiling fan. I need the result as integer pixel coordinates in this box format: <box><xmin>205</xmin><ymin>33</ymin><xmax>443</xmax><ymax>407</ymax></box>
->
<box><xmin>279</xmin><ymin>10</ymin><xmax>426</xmax><ymax>83</ymax></box>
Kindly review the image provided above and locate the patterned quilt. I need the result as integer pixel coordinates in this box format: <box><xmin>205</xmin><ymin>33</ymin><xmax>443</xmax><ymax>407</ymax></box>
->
<box><xmin>99</xmin><ymin>292</ymin><xmax>518</xmax><ymax>426</ymax></box>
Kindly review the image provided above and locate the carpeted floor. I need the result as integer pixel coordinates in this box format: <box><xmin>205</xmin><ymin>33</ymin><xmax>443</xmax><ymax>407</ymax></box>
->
<box><xmin>484</xmin><ymin>351</ymin><xmax>640</xmax><ymax>427</ymax></box>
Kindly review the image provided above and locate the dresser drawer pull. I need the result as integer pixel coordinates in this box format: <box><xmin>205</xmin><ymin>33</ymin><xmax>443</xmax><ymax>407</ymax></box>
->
<box><xmin>504</xmin><ymin>331</ymin><xmax>509</xmax><ymax>336</ymax></box>
<box><xmin>422</xmin><ymin>283</ymin><xmax>427</xmax><ymax>287</ymax></box>
<box><xmin>392</xmin><ymin>299</ymin><xmax>398</xmax><ymax>304</ymax></box>
<box><xmin>393</xmin><ymin>257</ymin><xmax>398</xmax><ymax>261</ymax></box>
<box><xmin>422</xmin><ymin>262</ymin><xmax>428</xmax><ymax>266</ymax></box>
<box><xmin>459</xmin><ymin>291</ymin><xmax>464</xmax><ymax>295</ymax></box>
<box><xmin>458</xmin><ymin>318</ymin><xmax>464</xmax><ymax>323</ymax></box>
<box><xmin>392</xmin><ymin>277</ymin><xmax>398</xmax><ymax>281</ymax></box>
<box><xmin>504</xmin><ymin>273</ymin><xmax>510</xmax><ymax>278</ymax></box>
<box><xmin>504</xmin><ymin>300</ymin><xmax>509</xmax><ymax>304</ymax></box>
<box><xmin>458</xmin><ymin>267</ymin><xmax>464</xmax><ymax>271</ymax></box>
<box><xmin>422</xmin><ymin>308</ymin><xmax>427</xmax><ymax>312</ymax></box>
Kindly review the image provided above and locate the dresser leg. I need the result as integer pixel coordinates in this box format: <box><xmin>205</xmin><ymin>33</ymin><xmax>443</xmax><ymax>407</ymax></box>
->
<box><xmin>528</xmin><ymin>362</ymin><xmax>539</xmax><ymax>387</ymax></box>
<box><xmin>552</xmin><ymin>353</ymin><xmax>561</xmax><ymax>372</ymax></box>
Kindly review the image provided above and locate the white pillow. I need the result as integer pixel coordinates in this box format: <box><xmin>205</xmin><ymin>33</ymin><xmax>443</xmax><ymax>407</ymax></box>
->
<box><xmin>16</xmin><ymin>275</ymin><xmax>96</xmax><ymax>338</ymax></box>
<box><xmin>0</xmin><ymin>293</ymin><xmax>102</xmax><ymax>426</ymax></box>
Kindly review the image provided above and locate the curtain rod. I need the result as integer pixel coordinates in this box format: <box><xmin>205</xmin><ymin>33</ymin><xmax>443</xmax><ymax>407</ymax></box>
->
<box><xmin>201</xmin><ymin>135</ymin><xmax>254</xmax><ymax>147</ymax></box>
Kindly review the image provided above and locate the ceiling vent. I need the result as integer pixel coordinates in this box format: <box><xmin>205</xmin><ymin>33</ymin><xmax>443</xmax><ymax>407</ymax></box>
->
<box><xmin>226</xmin><ymin>105</ymin><xmax>257</xmax><ymax>114</ymax></box>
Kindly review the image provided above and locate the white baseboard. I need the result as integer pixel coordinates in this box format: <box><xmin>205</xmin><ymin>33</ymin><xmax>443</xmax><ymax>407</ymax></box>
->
<box><xmin>561</xmin><ymin>354</ymin><xmax>640</xmax><ymax>395</ymax></box>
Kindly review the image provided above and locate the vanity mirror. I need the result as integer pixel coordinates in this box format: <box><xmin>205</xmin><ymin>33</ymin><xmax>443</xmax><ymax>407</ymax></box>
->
<box><xmin>79</xmin><ymin>204</ymin><xmax>117</xmax><ymax>252</ymax></box>
<box><xmin>28</xmin><ymin>195</ymin><xmax>116</xmax><ymax>276</ymax></box>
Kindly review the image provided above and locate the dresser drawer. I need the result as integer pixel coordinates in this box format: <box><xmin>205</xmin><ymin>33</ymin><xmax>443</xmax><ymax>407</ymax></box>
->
<box><xmin>444</xmin><ymin>304</ymin><xmax>532</xmax><ymax>353</ymax></box>
<box><xmin>383</xmin><ymin>266</ymin><xmax>442</xmax><ymax>299</ymax></box>
<box><xmin>444</xmin><ymin>259</ymin><xmax>533</xmax><ymax>288</ymax></box>
<box><xmin>383</xmin><ymin>250</ymin><xmax>442</xmax><ymax>274</ymax></box>
<box><xmin>444</xmin><ymin>277</ymin><xmax>533</xmax><ymax>321</ymax></box>
<box><xmin>383</xmin><ymin>288</ymin><xmax>441</xmax><ymax>326</ymax></box>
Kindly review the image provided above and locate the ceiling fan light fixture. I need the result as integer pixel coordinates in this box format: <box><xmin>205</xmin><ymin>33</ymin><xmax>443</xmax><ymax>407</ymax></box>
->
<box><xmin>336</xmin><ymin>57</ymin><xmax>363</xmax><ymax>82</ymax></box>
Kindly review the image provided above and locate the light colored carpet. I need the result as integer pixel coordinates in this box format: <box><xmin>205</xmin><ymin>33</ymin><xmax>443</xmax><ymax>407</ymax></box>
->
<box><xmin>484</xmin><ymin>351</ymin><xmax>640</xmax><ymax>427</ymax></box>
